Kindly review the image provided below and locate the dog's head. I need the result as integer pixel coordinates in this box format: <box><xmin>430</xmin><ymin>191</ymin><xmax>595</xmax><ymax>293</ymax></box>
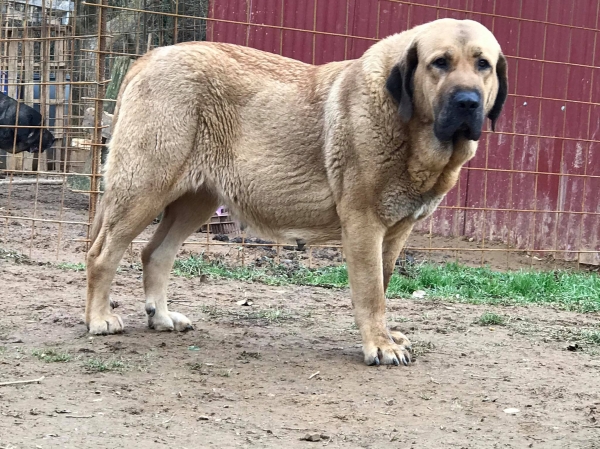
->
<box><xmin>31</xmin><ymin>128</ymin><xmax>57</xmax><ymax>153</ymax></box>
<box><xmin>386</xmin><ymin>18</ymin><xmax>508</xmax><ymax>142</ymax></box>
<box><xmin>9</xmin><ymin>127</ymin><xmax>57</xmax><ymax>154</ymax></box>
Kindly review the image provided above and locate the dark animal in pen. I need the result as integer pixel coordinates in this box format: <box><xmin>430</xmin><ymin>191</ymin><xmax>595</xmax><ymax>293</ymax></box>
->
<box><xmin>0</xmin><ymin>92</ymin><xmax>56</xmax><ymax>154</ymax></box>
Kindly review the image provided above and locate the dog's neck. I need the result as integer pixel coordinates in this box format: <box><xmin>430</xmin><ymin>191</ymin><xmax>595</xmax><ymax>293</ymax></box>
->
<box><xmin>404</xmin><ymin>123</ymin><xmax>477</xmax><ymax>191</ymax></box>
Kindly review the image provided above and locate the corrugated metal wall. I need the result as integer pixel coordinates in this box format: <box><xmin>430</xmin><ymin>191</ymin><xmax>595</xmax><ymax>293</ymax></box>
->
<box><xmin>207</xmin><ymin>0</ymin><xmax>600</xmax><ymax>265</ymax></box>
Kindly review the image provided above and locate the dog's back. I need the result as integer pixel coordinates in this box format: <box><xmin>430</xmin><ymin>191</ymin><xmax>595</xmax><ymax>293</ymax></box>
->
<box><xmin>104</xmin><ymin>42</ymin><xmax>348</xmax><ymax>243</ymax></box>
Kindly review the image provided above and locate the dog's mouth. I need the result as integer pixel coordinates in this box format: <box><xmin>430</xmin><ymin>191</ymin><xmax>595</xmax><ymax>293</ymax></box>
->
<box><xmin>456</xmin><ymin>123</ymin><xmax>480</xmax><ymax>141</ymax></box>
<box><xmin>434</xmin><ymin>115</ymin><xmax>483</xmax><ymax>143</ymax></box>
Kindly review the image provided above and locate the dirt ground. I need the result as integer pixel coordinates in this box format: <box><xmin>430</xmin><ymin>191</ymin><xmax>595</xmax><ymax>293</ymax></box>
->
<box><xmin>1</xmin><ymin>183</ymin><xmax>600</xmax><ymax>448</ymax></box>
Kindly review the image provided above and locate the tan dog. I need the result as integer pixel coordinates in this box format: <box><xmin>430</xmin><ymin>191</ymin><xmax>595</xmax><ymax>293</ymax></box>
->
<box><xmin>86</xmin><ymin>18</ymin><xmax>507</xmax><ymax>366</ymax></box>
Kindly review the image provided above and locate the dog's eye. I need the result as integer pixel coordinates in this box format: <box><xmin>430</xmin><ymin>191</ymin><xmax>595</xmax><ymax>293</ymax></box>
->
<box><xmin>432</xmin><ymin>57</ymin><xmax>448</xmax><ymax>69</ymax></box>
<box><xmin>478</xmin><ymin>59</ymin><xmax>491</xmax><ymax>70</ymax></box>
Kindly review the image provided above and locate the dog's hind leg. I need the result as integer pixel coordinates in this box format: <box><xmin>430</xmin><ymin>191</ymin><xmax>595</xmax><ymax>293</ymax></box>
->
<box><xmin>86</xmin><ymin>193</ymin><xmax>167</xmax><ymax>334</ymax></box>
<box><xmin>141</xmin><ymin>189</ymin><xmax>219</xmax><ymax>332</ymax></box>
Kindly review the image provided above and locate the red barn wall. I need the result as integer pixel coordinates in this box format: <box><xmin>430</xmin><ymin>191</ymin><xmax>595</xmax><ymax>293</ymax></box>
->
<box><xmin>207</xmin><ymin>0</ymin><xmax>600</xmax><ymax>265</ymax></box>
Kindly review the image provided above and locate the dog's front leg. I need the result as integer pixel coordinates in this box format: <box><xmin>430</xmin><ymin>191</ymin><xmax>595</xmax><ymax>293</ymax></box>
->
<box><xmin>342</xmin><ymin>214</ymin><xmax>411</xmax><ymax>366</ymax></box>
<box><xmin>381</xmin><ymin>221</ymin><xmax>414</xmax><ymax>353</ymax></box>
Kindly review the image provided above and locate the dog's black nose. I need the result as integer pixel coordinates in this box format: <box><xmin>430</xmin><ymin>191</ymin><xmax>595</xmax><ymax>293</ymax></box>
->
<box><xmin>453</xmin><ymin>90</ymin><xmax>481</xmax><ymax>111</ymax></box>
<box><xmin>434</xmin><ymin>89</ymin><xmax>485</xmax><ymax>142</ymax></box>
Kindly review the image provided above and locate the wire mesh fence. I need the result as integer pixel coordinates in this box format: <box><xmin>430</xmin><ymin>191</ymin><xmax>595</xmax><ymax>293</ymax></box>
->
<box><xmin>0</xmin><ymin>0</ymin><xmax>598</xmax><ymax>272</ymax></box>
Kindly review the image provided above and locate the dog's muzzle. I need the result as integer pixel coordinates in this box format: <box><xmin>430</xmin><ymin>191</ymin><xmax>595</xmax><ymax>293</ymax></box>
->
<box><xmin>434</xmin><ymin>89</ymin><xmax>484</xmax><ymax>142</ymax></box>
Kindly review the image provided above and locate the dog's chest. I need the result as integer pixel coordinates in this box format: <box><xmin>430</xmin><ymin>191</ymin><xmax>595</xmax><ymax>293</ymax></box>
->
<box><xmin>378</xmin><ymin>158</ymin><xmax>448</xmax><ymax>226</ymax></box>
<box><xmin>378</xmin><ymin>141</ymin><xmax>475</xmax><ymax>227</ymax></box>
<box><xmin>379</xmin><ymin>185</ymin><xmax>443</xmax><ymax>226</ymax></box>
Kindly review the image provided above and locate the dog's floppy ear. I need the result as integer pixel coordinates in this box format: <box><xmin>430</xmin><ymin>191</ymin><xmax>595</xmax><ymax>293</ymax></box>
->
<box><xmin>487</xmin><ymin>53</ymin><xmax>508</xmax><ymax>132</ymax></box>
<box><xmin>386</xmin><ymin>40</ymin><xmax>418</xmax><ymax>123</ymax></box>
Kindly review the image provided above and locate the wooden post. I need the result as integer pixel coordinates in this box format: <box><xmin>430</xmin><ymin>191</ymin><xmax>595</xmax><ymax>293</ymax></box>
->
<box><xmin>22</xmin><ymin>37</ymin><xmax>34</xmax><ymax>172</ymax></box>
<box><xmin>7</xmin><ymin>37</ymin><xmax>20</xmax><ymax>172</ymax></box>
<box><xmin>7</xmin><ymin>40</ymin><xmax>18</xmax><ymax>99</ymax></box>
<box><xmin>55</xmin><ymin>29</ymin><xmax>66</xmax><ymax>173</ymax></box>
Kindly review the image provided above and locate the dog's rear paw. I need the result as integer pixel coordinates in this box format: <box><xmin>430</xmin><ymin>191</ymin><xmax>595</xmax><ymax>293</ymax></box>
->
<box><xmin>363</xmin><ymin>333</ymin><xmax>411</xmax><ymax>367</ymax></box>
<box><xmin>169</xmin><ymin>311</ymin><xmax>194</xmax><ymax>332</ymax></box>
<box><xmin>389</xmin><ymin>329</ymin><xmax>411</xmax><ymax>348</ymax></box>
<box><xmin>87</xmin><ymin>313</ymin><xmax>124</xmax><ymax>335</ymax></box>
<box><xmin>148</xmin><ymin>310</ymin><xmax>193</xmax><ymax>332</ymax></box>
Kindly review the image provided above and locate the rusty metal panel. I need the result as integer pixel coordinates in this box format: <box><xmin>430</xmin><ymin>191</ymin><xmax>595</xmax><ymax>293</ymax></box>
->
<box><xmin>314</xmin><ymin>0</ymin><xmax>349</xmax><ymax>64</ymax></box>
<box><xmin>209</xmin><ymin>0</ymin><xmax>249</xmax><ymax>45</ymax></box>
<box><xmin>407</xmin><ymin>4</ymin><xmax>438</xmax><ymax>28</ymax></box>
<box><xmin>248</xmin><ymin>0</ymin><xmax>283</xmax><ymax>54</ymax></box>
<box><xmin>378</xmin><ymin>0</ymin><xmax>410</xmax><ymax>38</ymax></box>
<box><xmin>281</xmin><ymin>0</ymin><xmax>316</xmax><ymax>63</ymax></box>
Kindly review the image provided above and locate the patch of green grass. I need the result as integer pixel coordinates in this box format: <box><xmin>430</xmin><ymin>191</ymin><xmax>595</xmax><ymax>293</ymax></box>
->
<box><xmin>550</xmin><ymin>327</ymin><xmax>600</xmax><ymax>347</ymax></box>
<box><xmin>477</xmin><ymin>312</ymin><xmax>507</xmax><ymax>326</ymax></box>
<box><xmin>187</xmin><ymin>362</ymin><xmax>233</xmax><ymax>378</ymax></box>
<box><xmin>386</xmin><ymin>263</ymin><xmax>600</xmax><ymax>313</ymax></box>
<box><xmin>84</xmin><ymin>358</ymin><xmax>127</xmax><ymax>373</ymax></box>
<box><xmin>188</xmin><ymin>362</ymin><xmax>204</xmax><ymax>371</ymax></box>
<box><xmin>410</xmin><ymin>340</ymin><xmax>435</xmax><ymax>360</ymax></box>
<box><xmin>172</xmin><ymin>255</ymin><xmax>600</xmax><ymax>313</ymax></box>
<box><xmin>56</xmin><ymin>262</ymin><xmax>86</xmax><ymax>271</ymax></box>
<box><xmin>199</xmin><ymin>305</ymin><xmax>222</xmax><ymax>319</ymax></box>
<box><xmin>0</xmin><ymin>248</ymin><xmax>32</xmax><ymax>264</ymax></box>
<box><xmin>66</xmin><ymin>174</ymin><xmax>91</xmax><ymax>193</ymax></box>
<box><xmin>245</xmin><ymin>308</ymin><xmax>293</xmax><ymax>323</ymax></box>
<box><xmin>217</xmin><ymin>368</ymin><xmax>233</xmax><ymax>377</ymax></box>
<box><xmin>32</xmin><ymin>349</ymin><xmax>71</xmax><ymax>363</ymax></box>
<box><xmin>580</xmin><ymin>329</ymin><xmax>600</xmax><ymax>345</ymax></box>
<box><xmin>173</xmin><ymin>255</ymin><xmax>348</xmax><ymax>288</ymax></box>
<box><xmin>239</xmin><ymin>351</ymin><xmax>261</xmax><ymax>360</ymax></box>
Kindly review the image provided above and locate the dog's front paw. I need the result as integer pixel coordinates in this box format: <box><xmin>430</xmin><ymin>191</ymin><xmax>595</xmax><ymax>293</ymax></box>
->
<box><xmin>363</xmin><ymin>331</ymin><xmax>411</xmax><ymax>366</ymax></box>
